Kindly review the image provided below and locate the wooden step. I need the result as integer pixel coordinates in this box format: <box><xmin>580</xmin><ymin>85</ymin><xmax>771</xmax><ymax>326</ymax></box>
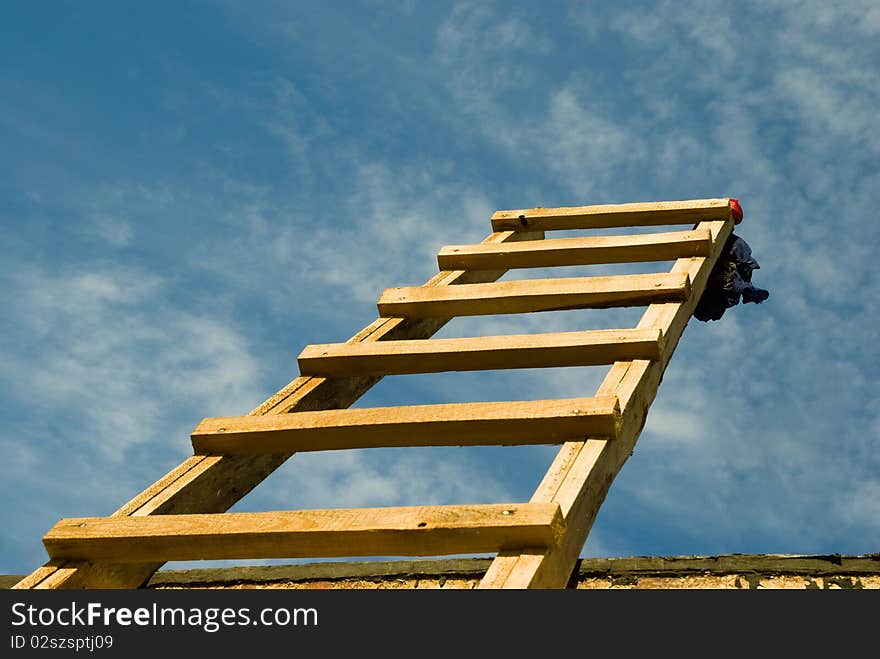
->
<box><xmin>437</xmin><ymin>228</ymin><xmax>711</xmax><ymax>271</ymax></box>
<box><xmin>42</xmin><ymin>503</ymin><xmax>566</xmax><ymax>563</ymax></box>
<box><xmin>298</xmin><ymin>328</ymin><xmax>663</xmax><ymax>377</ymax></box>
<box><xmin>191</xmin><ymin>396</ymin><xmax>621</xmax><ymax>455</ymax></box>
<box><xmin>491</xmin><ymin>198</ymin><xmax>732</xmax><ymax>232</ymax></box>
<box><xmin>377</xmin><ymin>272</ymin><xmax>690</xmax><ymax>319</ymax></box>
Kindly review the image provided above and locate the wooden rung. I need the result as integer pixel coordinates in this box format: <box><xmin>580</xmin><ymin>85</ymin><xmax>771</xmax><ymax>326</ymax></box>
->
<box><xmin>298</xmin><ymin>328</ymin><xmax>663</xmax><ymax>377</ymax></box>
<box><xmin>191</xmin><ymin>396</ymin><xmax>621</xmax><ymax>455</ymax></box>
<box><xmin>42</xmin><ymin>503</ymin><xmax>566</xmax><ymax>563</ymax></box>
<box><xmin>376</xmin><ymin>272</ymin><xmax>690</xmax><ymax>319</ymax></box>
<box><xmin>491</xmin><ymin>198</ymin><xmax>731</xmax><ymax>232</ymax></box>
<box><xmin>437</xmin><ymin>228</ymin><xmax>711</xmax><ymax>271</ymax></box>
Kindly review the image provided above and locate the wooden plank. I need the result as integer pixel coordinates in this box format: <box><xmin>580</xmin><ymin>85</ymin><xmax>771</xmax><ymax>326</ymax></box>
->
<box><xmin>43</xmin><ymin>503</ymin><xmax>566</xmax><ymax>563</ymax></box>
<box><xmin>377</xmin><ymin>272</ymin><xmax>690</xmax><ymax>318</ymax></box>
<box><xmin>297</xmin><ymin>328</ymin><xmax>663</xmax><ymax>377</ymax></box>
<box><xmin>491</xmin><ymin>198</ymin><xmax>732</xmax><ymax>232</ymax></box>
<box><xmin>478</xmin><ymin>218</ymin><xmax>735</xmax><ymax>589</ymax></box>
<box><xmin>191</xmin><ymin>396</ymin><xmax>622</xmax><ymax>455</ymax></box>
<box><xmin>16</xmin><ymin>229</ymin><xmax>545</xmax><ymax>590</ymax></box>
<box><xmin>478</xmin><ymin>364</ymin><xmax>631</xmax><ymax>590</ymax></box>
<box><xmin>437</xmin><ymin>228</ymin><xmax>711</xmax><ymax>271</ymax></box>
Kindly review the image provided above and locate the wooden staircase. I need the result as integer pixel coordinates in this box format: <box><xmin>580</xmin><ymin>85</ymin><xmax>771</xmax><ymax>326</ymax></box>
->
<box><xmin>16</xmin><ymin>198</ymin><xmax>736</xmax><ymax>589</ymax></box>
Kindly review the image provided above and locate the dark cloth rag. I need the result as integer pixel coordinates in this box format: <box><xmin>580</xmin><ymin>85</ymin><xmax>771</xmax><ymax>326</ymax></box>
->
<box><xmin>694</xmin><ymin>233</ymin><xmax>769</xmax><ymax>322</ymax></box>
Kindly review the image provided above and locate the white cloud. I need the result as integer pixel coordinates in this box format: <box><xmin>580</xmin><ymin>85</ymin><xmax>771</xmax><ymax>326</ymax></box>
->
<box><xmin>197</xmin><ymin>158</ymin><xmax>497</xmax><ymax>319</ymax></box>
<box><xmin>252</xmin><ymin>447</ymin><xmax>515</xmax><ymax>512</ymax></box>
<box><xmin>4</xmin><ymin>0</ymin><xmax>878</xmax><ymax>577</ymax></box>
<box><xmin>643</xmin><ymin>406</ymin><xmax>707</xmax><ymax>447</ymax></box>
<box><xmin>1</xmin><ymin>264</ymin><xmax>263</xmax><ymax>459</ymax></box>
<box><xmin>0</xmin><ymin>252</ymin><xmax>269</xmax><ymax>573</ymax></box>
<box><xmin>774</xmin><ymin>66</ymin><xmax>878</xmax><ymax>153</ymax></box>
<box><xmin>83</xmin><ymin>214</ymin><xmax>135</xmax><ymax>247</ymax></box>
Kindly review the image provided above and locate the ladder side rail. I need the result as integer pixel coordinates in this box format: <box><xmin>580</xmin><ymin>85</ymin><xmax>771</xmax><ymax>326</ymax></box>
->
<box><xmin>478</xmin><ymin>218</ymin><xmax>733</xmax><ymax>588</ymax></box>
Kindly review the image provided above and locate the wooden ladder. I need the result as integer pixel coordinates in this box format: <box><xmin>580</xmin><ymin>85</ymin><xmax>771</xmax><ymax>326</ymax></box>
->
<box><xmin>16</xmin><ymin>198</ymin><xmax>736</xmax><ymax>589</ymax></box>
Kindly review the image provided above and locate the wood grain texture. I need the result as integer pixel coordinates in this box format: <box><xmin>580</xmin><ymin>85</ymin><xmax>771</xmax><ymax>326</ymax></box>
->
<box><xmin>297</xmin><ymin>328</ymin><xmax>663</xmax><ymax>376</ymax></box>
<box><xmin>43</xmin><ymin>503</ymin><xmax>566</xmax><ymax>563</ymax></box>
<box><xmin>20</xmin><ymin>210</ymin><xmax>736</xmax><ymax>590</ymax></box>
<box><xmin>191</xmin><ymin>396</ymin><xmax>622</xmax><ymax>454</ymax></box>
<box><xmin>478</xmin><ymin>218</ymin><xmax>734</xmax><ymax>589</ymax></box>
<box><xmin>437</xmin><ymin>228</ymin><xmax>711</xmax><ymax>271</ymax></box>
<box><xmin>377</xmin><ymin>272</ymin><xmax>691</xmax><ymax>318</ymax></box>
<box><xmin>15</xmin><ymin>229</ymin><xmax>545</xmax><ymax>589</ymax></box>
<box><xmin>491</xmin><ymin>198</ymin><xmax>731</xmax><ymax>232</ymax></box>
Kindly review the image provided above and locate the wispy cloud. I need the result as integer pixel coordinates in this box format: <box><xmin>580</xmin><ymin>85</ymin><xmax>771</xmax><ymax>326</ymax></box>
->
<box><xmin>246</xmin><ymin>447</ymin><xmax>516</xmax><ymax>512</ymax></box>
<box><xmin>0</xmin><ymin>254</ymin><xmax>264</xmax><ymax>570</ymax></box>
<box><xmin>2</xmin><ymin>0</ymin><xmax>877</xmax><ymax>578</ymax></box>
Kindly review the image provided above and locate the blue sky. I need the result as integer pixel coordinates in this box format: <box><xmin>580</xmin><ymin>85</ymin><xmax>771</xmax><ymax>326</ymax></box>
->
<box><xmin>2</xmin><ymin>0</ymin><xmax>878</xmax><ymax>578</ymax></box>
